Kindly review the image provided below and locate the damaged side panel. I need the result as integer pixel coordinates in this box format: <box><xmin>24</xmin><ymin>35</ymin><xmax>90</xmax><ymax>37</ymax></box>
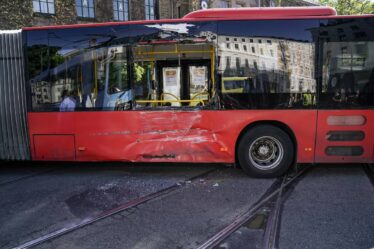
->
<box><xmin>28</xmin><ymin>110</ymin><xmax>317</xmax><ymax>163</ymax></box>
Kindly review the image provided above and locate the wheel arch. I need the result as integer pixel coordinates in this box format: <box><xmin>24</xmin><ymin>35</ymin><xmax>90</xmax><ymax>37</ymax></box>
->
<box><xmin>235</xmin><ymin>120</ymin><xmax>298</xmax><ymax>166</ymax></box>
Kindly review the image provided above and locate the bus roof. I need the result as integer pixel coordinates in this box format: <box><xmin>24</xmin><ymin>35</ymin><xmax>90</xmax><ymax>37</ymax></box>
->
<box><xmin>22</xmin><ymin>7</ymin><xmax>374</xmax><ymax>31</ymax></box>
<box><xmin>183</xmin><ymin>7</ymin><xmax>337</xmax><ymax>19</ymax></box>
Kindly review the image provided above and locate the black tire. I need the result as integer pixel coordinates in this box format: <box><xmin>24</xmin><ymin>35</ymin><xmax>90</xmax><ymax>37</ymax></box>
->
<box><xmin>237</xmin><ymin>125</ymin><xmax>294</xmax><ymax>178</ymax></box>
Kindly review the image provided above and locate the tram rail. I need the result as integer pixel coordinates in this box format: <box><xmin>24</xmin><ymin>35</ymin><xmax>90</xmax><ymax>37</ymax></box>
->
<box><xmin>197</xmin><ymin>165</ymin><xmax>309</xmax><ymax>249</ymax></box>
<box><xmin>13</xmin><ymin>167</ymin><xmax>218</xmax><ymax>249</ymax></box>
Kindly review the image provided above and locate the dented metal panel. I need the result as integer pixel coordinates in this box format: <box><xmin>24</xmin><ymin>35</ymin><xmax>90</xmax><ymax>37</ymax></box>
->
<box><xmin>0</xmin><ymin>30</ymin><xmax>30</xmax><ymax>160</ymax></box>
<box><xmin>28</xmin><ymin>110</ymin><xmax>319</xmax><ymax>163</ymax></box>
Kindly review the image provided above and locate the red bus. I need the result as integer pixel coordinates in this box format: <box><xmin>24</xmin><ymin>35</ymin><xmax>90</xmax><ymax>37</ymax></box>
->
<box><xmin>0</xmin><ymin>7</ymin><xmax>373</xmax><ymax>177</ymax></box>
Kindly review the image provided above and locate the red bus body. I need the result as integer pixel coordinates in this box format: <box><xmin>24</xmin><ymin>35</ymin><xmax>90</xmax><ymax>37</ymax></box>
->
<box><xmin>2</xmin><ymin>7</ymin><xmax>373</xmax><ymax>170</ymax></box>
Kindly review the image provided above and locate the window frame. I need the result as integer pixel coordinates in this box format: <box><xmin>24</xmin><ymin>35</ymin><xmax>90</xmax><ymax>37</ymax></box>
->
<box><xmin>318</xmin><ymin>18</ymin><xmax>374</xmax><ymax>110</ymax></box>
<box><xmin>145</xmin><ymin>0</ymin><xmax>155</xmax><ymax>20</ymax></box>
<box><xmin>75</xmin><ymin>0</ymin><xmax>95</xmax><ymax>19</ymax></box>
<box><xmin>113</xmin><ymin>0</ymin><xmax>129</xmax><ymax>21</ymax></box>
<box><xmin>32</xmin><ymin>0</ymin><xmax>55</xmax><ymax>14</ymax></box>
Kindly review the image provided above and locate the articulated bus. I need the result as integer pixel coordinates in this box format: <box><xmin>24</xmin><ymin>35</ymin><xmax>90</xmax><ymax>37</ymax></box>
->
<box><xmin>0</xmin><ymin>7</ymin><xmax>373</xmax><ymax>177</ymax></box>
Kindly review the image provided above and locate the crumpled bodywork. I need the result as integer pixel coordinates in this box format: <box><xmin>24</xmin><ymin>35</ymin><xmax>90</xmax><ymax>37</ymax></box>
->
<box><xmin>28</xmin><ymin>109</ymin><xmax>318</xmax><ymax>163</ymax></box>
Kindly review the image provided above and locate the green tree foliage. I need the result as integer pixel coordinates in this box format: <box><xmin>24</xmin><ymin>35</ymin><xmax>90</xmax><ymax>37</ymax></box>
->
<box><xmin>134</xmin><ymin>63</ymin><xmax>146</xmax><ymax>84</ymax></box>
<box><xmin>319</xmin><ymin>0</ymin><xmax>374</xmax><ymax>15</ymax></box>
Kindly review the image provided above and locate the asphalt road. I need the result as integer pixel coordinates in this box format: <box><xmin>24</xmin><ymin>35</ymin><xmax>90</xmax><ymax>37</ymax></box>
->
<box><xmin>0</xmin><ymin>162</ymin><xmax>373</xmax><ymax>249</ymax></box>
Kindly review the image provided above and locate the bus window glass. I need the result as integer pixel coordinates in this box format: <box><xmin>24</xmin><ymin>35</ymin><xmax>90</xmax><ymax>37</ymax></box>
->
<box><xmin>26</xmin><ymin>30</ymin><xmax>49</xmax><ymax>111</ymax></box>
<box><xmin>105</xmin><ymin>46</ymin><xmax>132</xmax><ymax>110</ymax></box>
<box><xmin>27</xmin><ymin>25</ymin><xmax>131</xmax><ymax>111</ymax></box>
<box><xmin>217</xmin><ymin>19</ymin><xmax>318</xmax><ymax>109</ymax></box>
<box><xmin>130</xmin><ymin>22</ymin><xmax>217</xmax><ymax>109</ymax></box>
<box><xmin>320</xmin><ymin>19</ymin><xmax>374</xmax><ymax>109</ymax></box>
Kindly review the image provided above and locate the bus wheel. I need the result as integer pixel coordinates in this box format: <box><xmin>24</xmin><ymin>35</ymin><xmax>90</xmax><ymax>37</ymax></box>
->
<box><xmin>237</xmin><ymin>125</ymin><xmax>294</xmax><ymax>178</ymax></box>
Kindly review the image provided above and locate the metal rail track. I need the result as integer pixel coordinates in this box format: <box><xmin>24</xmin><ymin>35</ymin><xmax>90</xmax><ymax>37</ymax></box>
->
<box><xmin>197</xmin><ymin>166</ymin><xmax>309</xmax><ymax>249</ymax></box>
<box><xmin>261</xmin><ymin>174</ymin><xmax>287</xmax><ymax>249</ymax></box>
<box><xmin>13</xmin><ymin>167</ymin><xmax>218</xmax><ymax>249</ymax></box>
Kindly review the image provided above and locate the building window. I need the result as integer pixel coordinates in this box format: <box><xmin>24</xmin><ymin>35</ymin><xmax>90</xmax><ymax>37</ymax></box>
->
<box><xmin>76</xmin><ymin>0</ymin><xmax>95</xmax><ymax>18</ymax></box>
<box><xmin>236</xmin><ymin>57</ymin><xmax>240</xmax><ymax>69</ymax></box>
<box><xmin>226</xmin><ymin>43</ymin><xmax>230</xmax><ymax>49</ymax></box>
<box><xmin>145</xmin><ymin>0</ymin><xmax>155</xmax><ymax>20</ymax></box>
<box><xmin>113</xmin><ymin>0</ymin><xmax>129</xmax><ymax>21</ymax></box>
<box><xmin>235</xmin><ymin>44</ymin><xmax>239</xmax><ymax>50</ymax></box>
<box><xmin>32</xmin><ymin>0</ymin><xmax>55</xmax><ymax>14</ymax></box>
<box><xmin>226</xmin><ymin>56</ymin><xmax>231</xmax><ymax>68</ymax></box>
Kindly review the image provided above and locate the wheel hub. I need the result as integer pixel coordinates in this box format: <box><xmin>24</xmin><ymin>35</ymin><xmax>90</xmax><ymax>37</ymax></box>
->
<box><xmin>258</xmin><ymin>145</ymin><xmax>270</xmax><ymax>156</ymax></box>
<box><xmin>248</xmin><ymin>136</ymin><xmax>284</xmax><ymax>170</ymax></box>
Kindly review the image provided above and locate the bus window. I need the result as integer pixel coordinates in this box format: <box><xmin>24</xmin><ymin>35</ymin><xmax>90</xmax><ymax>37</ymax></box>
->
<box><xmin>130</xmin><ymin>22</ymin><xmax>217</xmax><ymax>109</ymax></box>
<box><xmin>27</xmin><ymin>26</ymin><xmax>119</xmax><ymax>111</ymax></box>
<box><xmin>108</xmin><ymin>58</ymin><xmax>128</xmax><ymax>94</ymax></box>
<box><xmin>217</xmin><ymin>19</ymin><xmax>318</xmax><ymax>109</ymax></box>
<box><xmin>320</xmin><ymin>18</ymin><xmax>374</xmax><ymax>109</ymax></box>
<box><xmin>101</xmin><ymin>46</ymin><xmax>132</xmax><ymax>110</ymax></box>
<box><xmin>27</xmin><ymin>30</ymin><xmax>50</xmax><ymax>111</ymax></box>
<box><xmin>321</xmin><ymin>41</ymin><xmax>374</xmax><ymax>108</ymax></box>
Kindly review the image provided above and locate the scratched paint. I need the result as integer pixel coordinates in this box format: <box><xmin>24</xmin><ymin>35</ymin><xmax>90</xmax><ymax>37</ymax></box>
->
<box><xmin>27</xmin><ymin>110</ymin><xmax>326</xmax><ymax>163</ymax></box>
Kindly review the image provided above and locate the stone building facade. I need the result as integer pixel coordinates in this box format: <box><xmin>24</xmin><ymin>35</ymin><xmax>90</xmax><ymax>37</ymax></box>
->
<box><xmin>0</xmin><ymin>0</ymin><xmax>318</xmax><ymax>30</ymax></box>
<box><xmin>0</xmin><ymin>0</ymin><xmax>193</xmax><ymax>30</ymax></box>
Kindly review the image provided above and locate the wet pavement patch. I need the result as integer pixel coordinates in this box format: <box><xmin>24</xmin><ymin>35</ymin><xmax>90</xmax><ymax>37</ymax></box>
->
<box><xmin>65</xmin><ymin>185</ymin><xmax>136</xmax><ymax>218</ymax></box>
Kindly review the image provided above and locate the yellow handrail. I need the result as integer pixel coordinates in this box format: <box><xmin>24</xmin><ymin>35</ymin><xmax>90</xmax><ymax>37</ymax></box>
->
<box><xmin>161</xmin><ymin>92</ymin><xmax>179</xmax><ymax>100</ymax></box>
<box><xmin>191</xmin><ymin>91</ymin><xmax>209</xmax><ymax>100</ymax></box>
<box><xmin>136</xmin><ymin>99</ymin><xmax>204</xmax><ymax>106</ymax></box>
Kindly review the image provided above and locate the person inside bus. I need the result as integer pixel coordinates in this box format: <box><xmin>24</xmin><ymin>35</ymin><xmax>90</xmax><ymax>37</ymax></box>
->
<box><xmin>59</xmin><ymin>90</ymin><xmax>76</xmax><ymax>112</ymax></box>
<box><xmin>333</xmin><ymin>71</ymin><xmax>356</xmax><ymax>103</ymax></box>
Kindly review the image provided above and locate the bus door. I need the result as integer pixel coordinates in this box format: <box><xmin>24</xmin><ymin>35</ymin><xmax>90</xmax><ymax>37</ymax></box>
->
<box><xmin>315</xmin><ymin>38</ymin><xmax>374</xmax><ymax>163</ymax></box>
<box><xmin>157</xmin><ymin>60</ymin><xmax>210</xmax><ymax>107</ymax></box>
